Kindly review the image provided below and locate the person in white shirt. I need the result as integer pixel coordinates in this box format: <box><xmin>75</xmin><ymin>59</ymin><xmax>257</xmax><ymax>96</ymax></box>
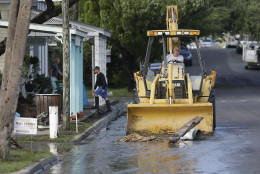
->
<box><xmin>166</xmin><ymin>46</ymin><xmax>184</xmax><ymax>63</ymax></box>
<box><xmin>159</xmin><ymin>46</ymin><xmax>184</xmax><ymax>70</ymax></box>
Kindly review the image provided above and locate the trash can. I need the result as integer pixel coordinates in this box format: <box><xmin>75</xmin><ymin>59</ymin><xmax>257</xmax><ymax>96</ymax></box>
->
<box><xmin>35</xmin><ymin>94</ymin><xmax>61</xmax><ymax>120</ymax></box>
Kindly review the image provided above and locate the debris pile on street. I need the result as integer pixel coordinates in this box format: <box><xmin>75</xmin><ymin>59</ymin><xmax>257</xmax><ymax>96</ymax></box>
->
<box><xmin>119</xmin><ymin>133</ymin><xmax>156</xmax><ymax>142</ymax></box>
<box><xmin>120</xmin><ymin>117</ymin><xmax>204</xmax><ymax>143</ymax></box>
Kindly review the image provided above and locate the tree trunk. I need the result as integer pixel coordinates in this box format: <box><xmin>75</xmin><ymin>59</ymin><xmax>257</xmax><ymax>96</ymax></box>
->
<box><xmin>62</xmin><ymin>0</ymin><xmax>70</xmax><ymax>130</ymax></box>
<box><xmin>0</xmin><ymin>0</ymin><xmax>33</xmax><ymax>159</ymax></box>
<box><xmin>0</xmin><ymin>1</ymin><xmax>20</xmax><ymax>97</ymax></box>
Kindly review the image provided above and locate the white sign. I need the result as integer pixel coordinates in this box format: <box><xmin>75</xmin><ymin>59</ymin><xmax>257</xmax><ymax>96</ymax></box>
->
<box><xmin>14</xmin><ymin>118</ymin><xmax>37</xmax><ymax>135</ymax></box>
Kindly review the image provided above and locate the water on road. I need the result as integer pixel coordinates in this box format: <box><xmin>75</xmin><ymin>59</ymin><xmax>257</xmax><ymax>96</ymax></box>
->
<box><xmin>44</xmin><ymin>114</ymin><xmax>260</xmax><ymax>174</ymax></box>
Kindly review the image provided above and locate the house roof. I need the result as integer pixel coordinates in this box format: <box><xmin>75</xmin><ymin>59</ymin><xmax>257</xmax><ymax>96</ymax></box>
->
<box><xmin>31</xmin><ymin>9</ymin><xmax>111</xmax><ymax>38</ymax></box>
<box><xmin>0</xmin><ymin>1</ymin><xmax>11</xmax><ymax>3</ymax></box>
<box><xmin>0</xmin><ymin>20</ymin><xmax>87</xmax><ymax>38</ymax></box>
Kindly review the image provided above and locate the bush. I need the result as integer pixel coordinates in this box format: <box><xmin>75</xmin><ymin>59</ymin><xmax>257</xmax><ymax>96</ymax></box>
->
<box><xmin>33</xmin><ymin>74</ymin><xmax>52</xmax><ymax>94</ymax></box>
<box><xmin>21</xmin><ymin>55</ymin><xmax>40</xmax><ymax>83</ymax></box>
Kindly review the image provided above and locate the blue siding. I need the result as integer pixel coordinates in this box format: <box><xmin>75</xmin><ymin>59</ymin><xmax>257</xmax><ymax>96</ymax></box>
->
<box><xmin>70</xmin><ymin>35</ymin><xmax>84</xmax><ymax>117</ymax></box>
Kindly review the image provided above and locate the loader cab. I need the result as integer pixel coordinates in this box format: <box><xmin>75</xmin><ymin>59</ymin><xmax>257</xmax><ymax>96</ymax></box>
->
<box><xmin>140</xmin><ymin>29</ymin><xmax>206</xmax><ymax>101</ymax></box>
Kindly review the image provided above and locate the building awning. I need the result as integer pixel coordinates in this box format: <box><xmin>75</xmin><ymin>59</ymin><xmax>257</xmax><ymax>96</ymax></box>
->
<box><xmin>0</xmin><ymin>20</ymin><xmax>87</xmax><ymax>38</ymax></box>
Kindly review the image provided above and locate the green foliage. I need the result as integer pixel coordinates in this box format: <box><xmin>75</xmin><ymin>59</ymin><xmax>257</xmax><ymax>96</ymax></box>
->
<box><xmin>33</xmin><ymin>74</ymin><xmax>52</xmax><ymax>94</ymax></box>
<box><xmin>78</xmin><ymin>0</ymin><xmax>260</xmax><ymax>88</ymax></box>
<box><xmin>230</xmin><ymin>0</ymin><xmax>260</xmax><ymax>39</ymax></box>
<box><xmin>79</xmin><ymin>0</ymin><xmax>168</xmax><ymax>88</ymax></box>
<box><xmin>21</xmin><ymin>55</ymin><xmax>40</xmax><ymax>83</ymax></box>
<box><xmin>79</xmin><ymin>0</ymin><xmax>101</xmax><ymax>26</ymax></box>
<box><xmin>182</xmin><ymin>0</ymin><xmax>260</xmax><ymax>38</ymax></box>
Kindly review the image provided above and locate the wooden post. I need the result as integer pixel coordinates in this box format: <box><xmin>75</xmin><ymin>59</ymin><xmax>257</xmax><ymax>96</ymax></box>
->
<box><xmin>62</xmin><ymin>0</ymin><xmax>70</xmax><ymax>130</ymax></box>
<box><xmin>168</xmin><ymin>116</ymin><xmax>204</xmax><ymax>144</ymax></box>
<box><xmin>73</xmin><ymin>2</ymin><xmax>78</xmax><ymax>21</ymax></box>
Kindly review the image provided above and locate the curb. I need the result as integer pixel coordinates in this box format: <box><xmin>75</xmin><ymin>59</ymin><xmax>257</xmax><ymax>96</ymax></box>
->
<box><xmin>71</xmin><ymin>109</ymin><xmax>121</xmax><ymax>142</ymax></box>
<box><xmin>78</xmin><ymin>100</ymin><xmax>120</xmax><ymax>123</ymax></box>
<box><xmin>9</xmin><ymin>155</ymin><xmax>57</xmax><ymax>174</ymax></box>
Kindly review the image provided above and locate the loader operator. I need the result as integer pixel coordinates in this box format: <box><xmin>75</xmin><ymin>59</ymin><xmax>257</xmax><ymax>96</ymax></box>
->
<box><xmin>92</xmin><ymin>66</ymin><xmax>112</xmax><ymax>112</ymax></box>
<box><xmin>159</xmin><ymin>46</ymin><xmax>184</xmax><ymax>70</ymax></box>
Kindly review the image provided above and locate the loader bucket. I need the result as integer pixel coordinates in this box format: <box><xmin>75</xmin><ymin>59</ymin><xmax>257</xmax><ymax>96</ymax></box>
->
<box><xmin>127</xmin><ymin>103</ymin><xmax>213</xmax><ymax>135</ymax></box>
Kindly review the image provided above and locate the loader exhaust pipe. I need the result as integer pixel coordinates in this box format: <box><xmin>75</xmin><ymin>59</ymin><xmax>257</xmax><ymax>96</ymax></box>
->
<box><xmin>168</xmin><ymin>64</ymin><xmax>173</xmax><ymax>103</ymax></box>
<box><xmin>162</xmin><ymin>35</ymin><xmax>167</xmax><ymax>67</ymax></box>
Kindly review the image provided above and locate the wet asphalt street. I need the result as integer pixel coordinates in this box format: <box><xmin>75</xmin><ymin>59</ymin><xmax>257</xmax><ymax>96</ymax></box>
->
<box><xmin>44</xmin><ymin>48</ymin><xmax>260</xmax><ymax>174</ymax></box>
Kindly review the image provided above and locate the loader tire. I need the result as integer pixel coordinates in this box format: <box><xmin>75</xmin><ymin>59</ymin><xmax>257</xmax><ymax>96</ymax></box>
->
<box><xmin>208</xmin><ymin>89</ymin><xmax>216</xmax><ymax>130</ymax></box>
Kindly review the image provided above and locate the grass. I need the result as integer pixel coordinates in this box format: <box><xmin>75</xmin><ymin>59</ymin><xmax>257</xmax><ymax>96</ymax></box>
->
<box><xmin>86</xmin><ymin>87</ymin><xmax>134</xmax><ymax>98</ymax></box>
<box><xmin>7</xmin><ymin>123</ymin><xmax>93</xmax><ymax>173</ymax></box>
<box><xmin>56</xmin><ymin>144</ymin><xmax>72</xmax><ymax>153</ymax></box>
<box><xmin>0</xmin><ymin>149</ymin><xmax>52</xmax><ymax>173</ymax></box>
<box><xmin>16</xmin><ymin>122</ymin><xmax>92</xmax><ymax>143</ymax></box>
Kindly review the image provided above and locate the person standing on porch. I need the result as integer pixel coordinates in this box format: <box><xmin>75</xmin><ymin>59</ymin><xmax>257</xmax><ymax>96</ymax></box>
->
<box><xmin>92</xmin><ymin>66</ymin><xmax>112</xmax><ymax>112</ymax></box>
<box><xmin>50</xmin><ymin>58</ymin><xmax>63</xmax><ymax>94</ymax></box>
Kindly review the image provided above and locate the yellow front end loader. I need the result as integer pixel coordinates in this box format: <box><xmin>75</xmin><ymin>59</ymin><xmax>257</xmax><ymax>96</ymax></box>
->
<box><xmin>127</xmin><ymin>6</ymin><xmax>217</xmax><ymax>135</ymax></box>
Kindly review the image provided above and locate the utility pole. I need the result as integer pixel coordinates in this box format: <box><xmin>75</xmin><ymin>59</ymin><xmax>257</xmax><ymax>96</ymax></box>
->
<box><xmin>62</xmin><ymin>0</ymin><xmax>70</xmax><ymax>130</ymax></box>
<box><xmin>73</xmin><ymin>2</ymin><xmax>78</xmax><ymax>21</ymax></box>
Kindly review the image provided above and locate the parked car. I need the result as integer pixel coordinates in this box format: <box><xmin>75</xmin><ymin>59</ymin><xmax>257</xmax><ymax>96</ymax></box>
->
<box><xmin>226</xmin><ymin>36</ymin><xmax>238</xmax><ymax>48</ymax></box>
<box><xmin>180</xmin><ymin>48</ymin><xmax>192</xmax><ymax>66</ymax></box>
<box><xmin>200</xmin><ymin>39</ymin><xmax>213</xmax><ymax>48</ymax></box>
<box><xmin>149</xmin><ymin>63</ymin><xmax>161</xmax><ymax>74</ymax></box>
<box><xmin>243</xmin><ymin>42</ymin><xmax>260</xmax><ymax>69</ymax></box>
<box><xmin>236</xmin><ymin>34</ymin><xmax>255</xmax><ymax>54</ymax></box>
<box><xmin>236</xmin><ymin>40</ymin><xmax>246</xmax><ymax>53</ymax></box>
<box><xmin>187</xmin><ymin>42</ymin><xmax>197</xmax><ymax>49</ymax></box>
<box><xmin>213</xmin><ymin>39</ymin><xmax>221</xmax><ymax>48</ymax></box>
<box><xmin>237</xmin><ymin>40</ymin><xmax>257</xmax><ymax>54</ymax></box>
